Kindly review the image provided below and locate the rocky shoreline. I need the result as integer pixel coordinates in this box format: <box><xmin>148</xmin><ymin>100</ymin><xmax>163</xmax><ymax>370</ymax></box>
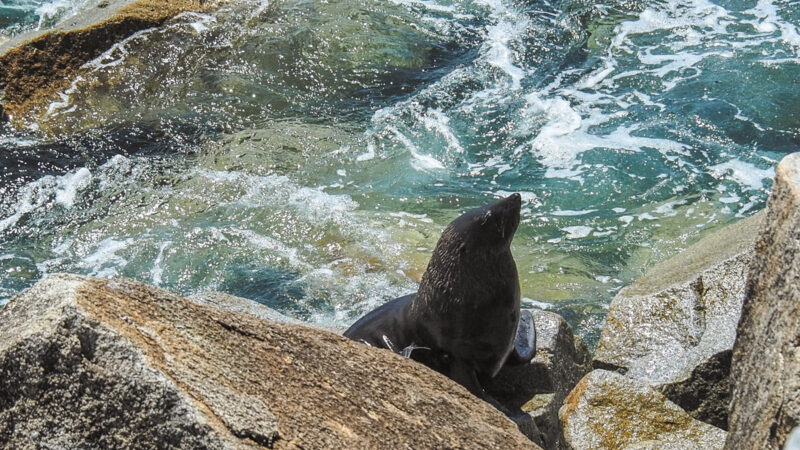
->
<box><xmin>1</xmin><ymin>154</ymin><xmax>798</xmax><ymax>448</ymax></box>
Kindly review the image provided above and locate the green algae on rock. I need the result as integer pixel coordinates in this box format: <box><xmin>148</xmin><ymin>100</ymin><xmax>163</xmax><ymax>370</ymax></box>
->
<box><xmin>560</xmin><ymin>370</ymin><xmax>726</xmax><ymax>449</ymax></box>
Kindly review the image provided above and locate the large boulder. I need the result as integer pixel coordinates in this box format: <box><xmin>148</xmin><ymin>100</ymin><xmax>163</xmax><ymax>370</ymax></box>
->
<box><xmin>0</xmin><ymin>273</ymin><xmax>538</xmax><ymax>449</ymax></box>
<box><xmin>593</xmin><ymin>211</ymin><xmax>762</xmax><ymax>428</ymax></box>
<box><xmin>488</xmin><ymin>309</ymin><xmax>592</xmax><ymax>449</ymax></box>
<box><xmin>559</xmin><ymin>370</ymin><xmax>727</xmax><ymax>449</ymax></box>
<box><xmin>725</xmin><ymin>153</ymin><xmax>800</xmax><ymax>450</ymax></box>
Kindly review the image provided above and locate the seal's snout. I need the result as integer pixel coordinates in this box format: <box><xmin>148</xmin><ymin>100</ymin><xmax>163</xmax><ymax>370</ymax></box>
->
<box><xmin>494</xmin><ymin>193</ymin><xmax>521</xmax><ymax>217</ymax></box>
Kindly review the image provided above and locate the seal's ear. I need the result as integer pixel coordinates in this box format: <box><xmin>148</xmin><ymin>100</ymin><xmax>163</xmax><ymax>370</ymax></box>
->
<box><xmin>458</xmin><ymin>242</ymin><xmax>468</xmax><ymax>255</ymax></box>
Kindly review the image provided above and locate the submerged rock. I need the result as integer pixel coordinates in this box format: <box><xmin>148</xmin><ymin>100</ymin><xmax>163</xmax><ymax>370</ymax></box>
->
<box><xmin>559</xmin><ymin>370</ymin><xmax>727</xmax><ymax>450</ymax></box>
<box><xmin>0</xmin><ymin>273</ymin><xmax>537</xmax><ymax>449</ymax></box>
<box><xmin>0</xmin><ymin>0</ymin><xmax>227</xmax><ymax>123</ymax></box>
<box><xmin>488</xmin><ymin>309</ymin><xmax>592</xmax><ymax>449</ymax></box>
<box><xmin>593</xmin><ymin>211</ymin><xmax>762</xmax><ymax>428</ymax></box>
<box><xmin>725</xmin><ymin>153</ymin><xmax>800</xmax><ymax>450</ymax></box>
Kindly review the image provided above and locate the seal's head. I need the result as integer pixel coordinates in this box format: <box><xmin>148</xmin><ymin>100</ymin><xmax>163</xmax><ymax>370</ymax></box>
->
<box><xmin>444</xmin><ymin>193</ymin><xmax>521</xmax><ymax>254</ymax></box>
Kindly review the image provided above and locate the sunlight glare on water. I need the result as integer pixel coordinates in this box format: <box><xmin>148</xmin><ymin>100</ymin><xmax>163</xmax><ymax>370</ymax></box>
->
<box><xmin>1</xmin><ymin>0</ymin><xmax>796</xmax><ymax>344</ymax></box>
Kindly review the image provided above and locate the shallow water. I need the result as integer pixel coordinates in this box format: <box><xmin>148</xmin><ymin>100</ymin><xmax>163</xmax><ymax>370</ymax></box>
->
<box><xmin>1</xmin><ymin>0</ymin><xmax>795</xmax><ymax>344</ymax></box>
<box><xmin>0</xmin><ymin>0</ymin><xmax>93</xmax><ymax>40</ymax></box>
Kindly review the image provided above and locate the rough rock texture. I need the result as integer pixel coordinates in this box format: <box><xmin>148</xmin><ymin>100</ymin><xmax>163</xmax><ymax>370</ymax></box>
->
<box><xmin>190</xmin><ymin>290</ymin><xmax>347</xmax><ymax>334</ymax></box>
<box><xmin>725</xmin><ymin>153</ymin><xmax>800</xmax><ymax>450</ymax></box>
<box><xmin>190</xmin><ymin>290</ymin><xmax>303</xmax><ymax>325</ymax></box>
<box><xmin>593</xmin><ymin>212</ymin><xmax>762</xmax><ymax>428</ymax></box>
<box><xmin>559</xmin><ymin>370</ymin><xmax>727</xmax><ymax>450</ymax></box>
<box><xmin>0</xmin><ymin>0</ymin><xmax>225</xmax><ymax>123</ymax></box>
<box><xmin>488</xmin><ymin>309</ymin><xmax>592</xmax><ymax>449</ymax></box>
<box><xmin>0</xmin><ymin>273</ymin><xmax>538</xmax><ymax>449</ymax></box>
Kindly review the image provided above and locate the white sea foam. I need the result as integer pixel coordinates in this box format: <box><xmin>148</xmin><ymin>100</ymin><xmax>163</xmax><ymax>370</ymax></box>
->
<box><xmin>0</xmin><ymin>136</ymin><xmax>39</xmax><ymax>147</ymax></box>
<box><xmin>515</xmin><ymin>91</ymin><xmax>688</xmax><ymax>179</ymax></box>
<box><xmin>195</xmin><ymin>170</ymin><xmax>391</xmax><ymax>249</ymax></box>
<box><xmin>231</xmin><ymin>228</ymin><xmax>312</xmax><ymax>271</ymax></box>
<box><xmin>150</xmin><ymin>241</ymin><xmax>171</xmax><ymax>286</ymax></box>
<box><xmin>387</xmin><ymin>0</ymin><xmax>456</xmax><ymax>14</ymax></box>
<box><xmin>177</xmin><ymin>12</ymin><xmax>216</xmax><ymax>33</ymax></box>
<box><xmin>654</xmin><ymin>201</ymin><xmax>685</xmax><ymax>217</ymax></box>
<box><xmin>422</xmin><ymin>108</ymin><xmax>464</xmax><ymax>154</ymax></box>
<box><xmin>551</xmin><ymin>209</ymin><xmax>598</xmax><ymax>216</ymax></box>
<box><xmin>710</xmin><ymin>159</ymin><xmax>775</xmax><ymax>191</ymax></box>
<box><xmin>35</xmin><ymin>0</ymin><xmax>90</xmax><ymax>30</ymax></box>
<box><xmin>522</xmin><ymin>297</ymin><xmax>553</xmax><ymax>309</ymax></box>
<box><xmin>389</xmin><ymin>211</ymin><xmax>434</xmax><ymax>223</ymax></box>
<box><xmin>45</xmin><ymin>75</ymin><xmax>84</xmax><ymax>117</ymax></box>
<box><xmin>490</xmin><ymin>190</ymin><xmax>539</xmax><ymax>206</ymax></box>
<box><xmin>563</xmin><ymin>226</ymin><xmax>593</xmax><ymax>239</ymax></box>
<box><xmin>54</xmin><ymin>168</ymin><xmax>92</xmax><ymax>209</ymax></box>
<box><xmin>744</xmin><ymin>0</ymin><xmax>800</xmax><ymax>55</ymax></box>
<box><xmin>79</xmin><ymin>237</ymin><xmax>134</xmax><ymax>278</ymax></box>
<box><xmin>363</xmin><ymin>0</ymin><xmax>531</xmax><ymax>167</ymax></box>
<box><xmin>387</xmin><ymin>126</ymin><xmax>445</xmax><ymax>171</ymax></box>
<box><xmin>0</xmin><ymin>166</ymin><xmax>94</xmax><ymax>232</ymax></box>
<box><xmin>484</xmin><ymin>17</ymin><xmax>528</xmax><ymax>90</ymax></box>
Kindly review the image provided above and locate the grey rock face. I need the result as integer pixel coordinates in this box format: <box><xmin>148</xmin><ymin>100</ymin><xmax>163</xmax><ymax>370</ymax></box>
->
<box><xmin>488</xmin><ymin>309</ymin><xmax>592</xmax><ymax>449</ymax></box>
<box><xmin>0</xmin><ymin>273</ymin><xmax>538</xmax><ymax>449</ymax></box>
<box><xmin>593</xmin><ymin>212</ymin><xmax>762</xmax><ymax>428</ymax></box>
<box><xmin>725</xmin><ymin>153</ymin><xmax>800</xmax><ymax>450</ymax></box>
<box><xmin>0</xmin><ymin>275</ymin><xmax>238</xmax><ymax>450</ymax></box>
<box><xmin>559</xmin><ymin>370</ymin><xmax>727</xmax><ymax>450</ymax></box>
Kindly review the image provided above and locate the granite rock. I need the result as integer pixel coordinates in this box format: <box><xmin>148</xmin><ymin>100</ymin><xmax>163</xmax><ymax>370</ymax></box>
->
<box><xmin>593</xmin><ymin>212</ymin><xmax>762</xmax><ymax>428</ymax></box>
<box><xmin>559</xmin><ymin>370</ymin><xmax>727</xmax><ymax>450</ymax></box>
<box><xmin>0</xmin><ymin>273</ymin><xmax>538</xmax><ymax>449</ymax></box>
<box><xmin>190</xmin><ymin>290</ymin><xmax>347</xmax><ymax>334</ymax></box>
<box><xmin>725</xmin><ymin>153</ymin><xmax>800</xmax><ymax>450</ymax></box>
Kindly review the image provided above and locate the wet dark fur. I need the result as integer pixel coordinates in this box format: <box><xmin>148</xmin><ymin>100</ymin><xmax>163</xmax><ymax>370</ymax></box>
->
<box><xmin>344</xmin><ymin>193</ymin><xmax>525</xmax><ymax>398</ymax></box>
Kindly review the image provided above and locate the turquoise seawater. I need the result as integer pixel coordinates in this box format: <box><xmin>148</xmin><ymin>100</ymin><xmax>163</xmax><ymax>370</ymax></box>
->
<box><xmin>1</xmin><ymin>0</ymin><xmax>796</xmax><ymax>344</ymax></box>
<box><xmin>0</xmin><ymin>0</ymin><xmax>91</xmax><ymax>39</ymax></box>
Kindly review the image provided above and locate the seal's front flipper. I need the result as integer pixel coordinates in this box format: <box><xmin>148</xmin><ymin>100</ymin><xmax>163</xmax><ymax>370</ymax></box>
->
<box><xmin>447</xmin><ymin>358</ymin><xmax>486</xmax><ymax>399</ymax></box>
<box><xmin>506</xmin><ymin>309</ymin><xmax>536</xmax><ymax>365</ymax></box>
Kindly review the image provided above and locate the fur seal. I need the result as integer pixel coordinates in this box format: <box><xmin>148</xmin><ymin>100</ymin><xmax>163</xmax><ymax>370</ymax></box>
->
<box><xmin>344</xmin><ymin>193</ymin><xmax>534</xmax><ymax>398</ymax></box>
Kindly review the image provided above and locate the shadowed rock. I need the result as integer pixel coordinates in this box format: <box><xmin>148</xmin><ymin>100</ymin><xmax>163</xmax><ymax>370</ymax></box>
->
<box><xmin>725</xmin><ymin>153</ymin><xmax>800</xmax><ymax>450</ymax></box>
<box><xmin>488</xmin><ymin>308</ymin><xmax>592</xmax><ymax>449</ymax></box>
<box><xmin>0</xmin><ymin>273</ymin><xmax>538</xmax><ymax>449</ymax></box>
